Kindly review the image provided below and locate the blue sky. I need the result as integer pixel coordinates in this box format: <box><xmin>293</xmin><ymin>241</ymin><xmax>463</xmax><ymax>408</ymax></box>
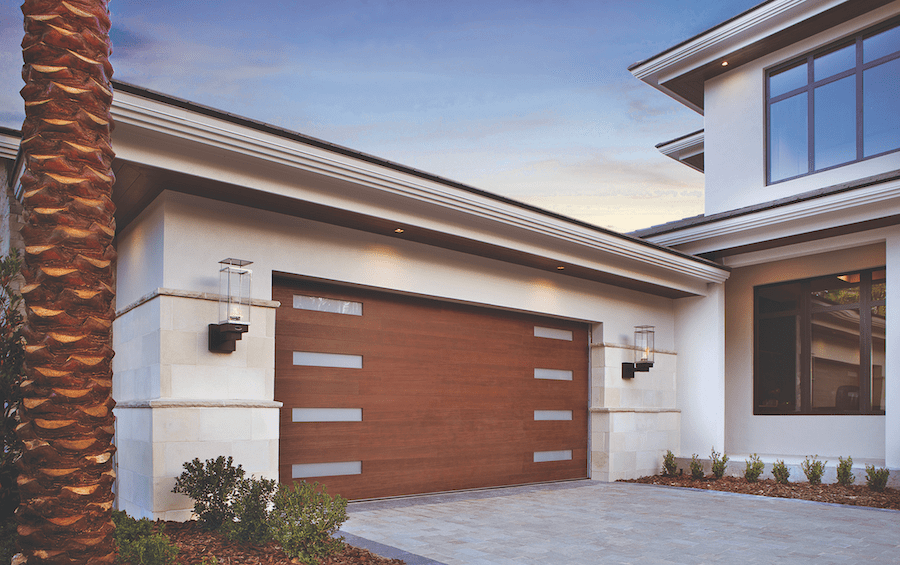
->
<box><xmin>0</xmin><ymin>0</ymin><xmax>760</xmax><ymax>232</ymax></box>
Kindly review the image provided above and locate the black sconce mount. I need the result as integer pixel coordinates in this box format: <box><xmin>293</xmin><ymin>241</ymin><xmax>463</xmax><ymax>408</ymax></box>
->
<box><xmin>622</xmin><ymin>361</ymin><xmax>654</xmax><ymax>379</ymax></box>
<box><xmin>209</xmin><ymin>323</ymin><xmax>249</xmax><ymax>353</ymax></box>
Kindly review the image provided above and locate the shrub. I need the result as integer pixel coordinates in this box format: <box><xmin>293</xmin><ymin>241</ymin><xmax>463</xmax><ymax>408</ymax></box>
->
<box><xmin>744</xmin><ymin>454</ymin><xmax>764</xmax><ymax>482</ymax></box>
<box><xmin>710</xmin><ymin>448</ymin><xmax>729</xmax><ymax>480</ymax></box>
<box><xmin>223</xmin><ymin>475</ymin><xmax>278</xmax><ymax>544</ymax></box>
<box><xmin>837</xmin><ymin>456</ymin><xmax>854</xmax><ymax>486</ymax></box>
<box><xmin>689</xmin><ymin>454</ymin><xmax>704</xmax><ymax>479</ymax></box>
<box><xmin>0</xmin><ymin>516</ymin><xmax>16</xmax><ymax>565</ymax></box>
<box><xmin>662</xmin><ymin>450</ymin><xmax>677</xmax><ymax>476</ymax></box>
<box><xmin>113</xmin><ymin>510</ymin><xmax>179</xmax><ymax>565</ymax></box>
<box><xmin>865</xmin><ymin>465</ymin><xmax>890</xmax><ymax>492</ymax></box>
<box><xmin>0</xmin><ymin>250</ymin><xmax>25</xmax><ymax>524</ymax></box>
<box><xmin>802</xmin><ymin>455</ymin><xmax>826</xmax><ymax>485</ymax></box>
<box><xmin>772</xmin><ymin>460</ymin><xmax>791</xmax><ymax>484</ymax></box>
<box><xmin>173</xmin><ymin>456</ymin><xmax>245</xmax><ymax>529</ymax></box>
<box><xmin>269</xmin><ymin>481</ymin><xmax>348</xmax><ymax>564</ymax></box>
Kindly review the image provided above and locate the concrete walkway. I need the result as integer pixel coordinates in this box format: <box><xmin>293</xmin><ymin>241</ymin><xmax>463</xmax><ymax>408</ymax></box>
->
<box><xmin>339</xmin><ymin>480</ymin><xmax>900</xmax><ymax>565</ymax></box>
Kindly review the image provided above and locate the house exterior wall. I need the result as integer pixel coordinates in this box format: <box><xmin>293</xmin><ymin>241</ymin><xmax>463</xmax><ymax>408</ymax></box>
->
<box><xmin>113</xmin><ymin>189</ymin><xmax>708</xmax><ymax>517</ymax></box>
<box><xmin>703</xmin><ymin>1</ymin><xmax>900</xmax><ymax>216</ymax></box>
<box><xmin>724</xmin><ymin>242</ymin><xmax>887</xmax><ymax>461</ymax></box>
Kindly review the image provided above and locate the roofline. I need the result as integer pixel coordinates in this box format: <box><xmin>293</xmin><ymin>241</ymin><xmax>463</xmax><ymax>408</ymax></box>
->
<box><xmin>110</xmin><ymin>80</ymin><xmax>727</xmax><ymax>274</ymax></box>
<box><xmin>627</xmin><ymin>0</ymin><xmax>775</xmax><ymax>72</ymax></box>
<box><xmin>655</xmin><ymin>129</ymin><xmax>704</xmax><ymax>150</ymax></box>
<box><xmin>631</xmin><ymin>169</ymin><xmax>900</xmax><ymax>238</ymax></box>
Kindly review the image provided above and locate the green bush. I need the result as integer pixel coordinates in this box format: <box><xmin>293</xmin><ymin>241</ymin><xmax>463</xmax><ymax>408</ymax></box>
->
<box><xmin>802</xmin><ymin>455</ymin><xmax>826</xmax><ymax>485</ymax></box>
<box><xmin>269</xmin><ymin>481</ymin><xmax>348</xmax><ymax>564</ymax></box>
<box><xmin>223</xmin><ymin>476</ymin><xmax>277</xmax><ymax>544</ymax></box>
<box><xmin>0</xmin><ymin>250</ymin><xmax>25</xmax><ymax>524</ymax></box>
<box><xmin>772</xmin><ymin>460</ymin><xmax>791</xmax><ymax>484</ymax></box>
<box><xmin>865</xmin><ymin>465</ymin><xmax>890</xmax><ymax>492</ymax></box>
<box><xmin>744</xmin><ymin>454</ymin><xmax>764</xmax><ymax>482</ymax></box>
<box><xmin>837</xmin><ymin>456</ymin><xmax>854</xmax><ymax>486</ymax></box>
<box><xmin>710</xmin><ymin>448</ymin><xmax>729</xmax><ymax>480</ymax></box>
<box><xmin>0</xmin><ymin>516</ymin><xmax>17</xmax><ymax>565</ymax></box>
<box><xmin>689</xmin><ymin>454</ymin><xmax>704</xmax><ymax>479</ymax></box>
<box><xmin>173</xmin><ymin>456</ymin><xmax>245</xmax><ymax>529</ymax></box>
<box><xmin>113</xmin><ymin>510</ymin><xmax>179</xmax><ymax>565</ymax></box>
<box><xmin>662</xmin><ymin>450</ymin><xmax>677</xmax><ymax>476</ymax></box>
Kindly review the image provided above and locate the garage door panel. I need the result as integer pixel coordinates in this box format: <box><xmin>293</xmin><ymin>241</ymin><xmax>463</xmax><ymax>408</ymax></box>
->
<box><xmin>275</xmin><ymin>278</ymin><xmax>588</xmax><ymax>500</ymax></box>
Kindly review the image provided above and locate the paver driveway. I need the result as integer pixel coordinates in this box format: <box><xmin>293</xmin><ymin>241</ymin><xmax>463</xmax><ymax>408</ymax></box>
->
<box><xmin>339</xmin><ymin>480</ymin><xmax>900</xmax><ymax>565</ymax></box>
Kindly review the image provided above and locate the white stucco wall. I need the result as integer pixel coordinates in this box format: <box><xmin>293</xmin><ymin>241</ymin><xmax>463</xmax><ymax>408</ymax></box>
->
<box><xmin>724</xmin><ymin>242</ymin><xmax>887</xmax><ymax>460</ymax></box>
<box><xmin>703</xmin><ymin>1</ymin><xmax>900</xmax><ymax>216</ymax></box>
<box><xmin>113</xmin><ymin>190</ymin><xmax>697</xmax><ymax>516</ymax></box>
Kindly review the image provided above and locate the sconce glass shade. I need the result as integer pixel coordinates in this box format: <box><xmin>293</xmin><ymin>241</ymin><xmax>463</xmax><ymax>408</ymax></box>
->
<box><xmin>634</xmin><ymin>325</ymin><xmax>655</xmax><ymax>365</ymax></box>
<box><xmin>218</xmin><ymin>258</ymin><xmax>252</xmax><ymax>325</ymax></box>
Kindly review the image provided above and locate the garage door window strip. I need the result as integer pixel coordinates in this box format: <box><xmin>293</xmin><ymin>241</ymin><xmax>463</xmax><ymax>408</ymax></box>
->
<box><xmin>292</xmin><ymin>461</ymin><xmax>362</xmax><ymax>479</ymax></box>
<box><xmin>292</xmin><ymin>408</ymin><xmax>363</xmax><ymax>422</ymax></box>
<box><xmin>534</xmin><ymin>326</ymin><xmax>574</xmax><ymax>341</ymax></box>
<box><xmin>534</xmin><ymin>450</ymin><xmax>573</xmax><ymax>462</ymax></box>
<box><xmin>293</xmin><ymin>352</ymin><xmax>363</xmax><ymax>368</ymax></box>
<box><xmin>534</xmin><ymin>368</ymin><xmax>573</xmax><ymax>380</ymax></box>
<box><xmin>293</xmin><ymin>294</ymin><xmax>363</xmax><ymax>316</ymax></box>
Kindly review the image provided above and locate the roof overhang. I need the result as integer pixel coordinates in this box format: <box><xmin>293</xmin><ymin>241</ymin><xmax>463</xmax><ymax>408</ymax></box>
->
<box><xmin>105</xmin><ymin>81</ymin><xmax>728</xmax><ymax>298</ymax></box>
<box><xmin>639</xmin><ymin>171</ymin><xmax>900</xmax><ymax>265</ymax></box>
<box><xmin>629</xmin><ymin>0</ymin><xmax>896</xmax><ymax>113</ymax></box>
<box><xmin>656</xmin><ymin>130</ymin><xmax>704</xmax><ymax>173</ymax></box>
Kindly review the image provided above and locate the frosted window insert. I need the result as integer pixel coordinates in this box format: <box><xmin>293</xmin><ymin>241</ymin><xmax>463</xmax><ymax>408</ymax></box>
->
<box><xmin>292</xmin><ymin>461</ymin><xmax>362</xmax><ymax>478</ymax></box>
<box><xmin>292</xmin><ymin>408</ymin><xmax>363</xmax><ymax>422</ymax></box>
<box><xmin>293</xmin><ymin>352</ymin><xmax>363</xmax><ymax>368</ymax></box>
<box><xmin>534</xmin><ymin>410</ymin><xmax>573</xmax><ymax>421</ymax></box>
<box><xmin>534</xmin><ymin>326</ymin><xmax>573</xmax><ymax>341</ymax></box>
<box><xmin>294</xmin><ymin>295</ymin><xmax>362</xmax><ymax>316</ymax></box>
<box><xmin>534</xmin><ymin>368</ymin><xmax>573</xmax><ymax>381</ymax></box>
<box><xmin>534</xmin><ymin>450</ymin><xmax>572</xmax><ymax>463</ymax></box>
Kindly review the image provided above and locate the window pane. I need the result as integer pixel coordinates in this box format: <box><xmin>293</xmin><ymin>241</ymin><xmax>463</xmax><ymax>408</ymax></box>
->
<box><xmin>811</xmin><ymin>310</ymin><xmax>860</xmax><ymax>411</ymax></box>
<box><xmin>863</xmin><ymin>57</ymin><xmax>900</xmax><ymax>157</ymax></box>
<box><xmin>770</xmin><ymin>93</ymin><xmax>808</xmax><ymax>181</ymax></box>
<box><xmin>814</xmin><ymin>44</ymin><xmax>855</xmax><ymax>81</ymax></box>
<box><xmin>863</xmin><ymin>23</ymin><xmax>900</xmax><ymax>63</ymax></box>
<box><xmin>758</xmin><ymin>282</ymin><xmax>801</xmax><ymax>313</ymax></box>
<box><xmin>872</xmin><ymin>305</ymin><xmax>886</xmax><ymax>412</ymax></box>
<box><xmin>770</xmin><ymin>61</ymin><xmax>808</xmax><ymax>97</ymax></box>
<box><xmin>757</xmin><ymin>316</ymin><xmax>799</xmax><ymax>412</ymax></box>
<box><xmin>810</xmin><ymin>273</ymin><xmax>860</xmax><ymax>307</ymax></box>
<box><xmin>814</xmin><ymin>76</ymin><xmax>856</xmax><ymax>169</ymax></box>
<box><xmin>872</xmin><ymin>269</ymin><xmax>886</xmax><ymax>302</ymax></box>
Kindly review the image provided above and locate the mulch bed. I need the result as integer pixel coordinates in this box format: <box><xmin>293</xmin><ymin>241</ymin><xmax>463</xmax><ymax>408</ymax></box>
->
<box><xmin>621</xmin><ymin>474</ymin><xmax>900</xmax><ymax>511</ymax></box>
<box><xmin>153</xmin><ymin>521</ymin><xmax>405</xmax><ymax>565</ymax></box>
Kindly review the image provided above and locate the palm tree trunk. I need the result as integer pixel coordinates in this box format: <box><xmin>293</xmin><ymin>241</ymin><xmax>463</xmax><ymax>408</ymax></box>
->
<box><xmin>16</xmin><ymin>0</ymin><xmax>117</xmax><ymax>562</ymax></box>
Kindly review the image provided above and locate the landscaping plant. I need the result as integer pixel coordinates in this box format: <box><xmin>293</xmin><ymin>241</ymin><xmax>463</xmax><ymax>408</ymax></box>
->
<box><xmin>837</xmin><ymin>456</ymin><xmax>854</xmax><ymax>486</ymax></box>
<box><xmin>663</xmin><ymin>450</ymin><xmax>677</xmax><ymax>476</ymax></box>
<box><xmin>802</xmin><ymin>455</ymin><xmax>826</xmax><ymax>485</ymax></box>
<box><xmin>772</xmin><ymin>460</ymin><xmax>791</xmax><ymax>484</ymax></box>
<box><xmin>173</xmin><ymin>456</ymin><xmax>246</xmax><ymax>529</ymax></box>
<box><xmin>223</xmin><ymin>475</ymin><xmax>278</xmax><ymax>544</ymax></box>
<box><xmin>113</xmin><ymin>510</ymin><xmax>179</xmax><ymax>565</ymax></box>
<box><xmin>710</xmin><ymin>448</ymin><xmax>729</xmax><ymax>480</ymax></box>
<box><xmin>689</xmin><ymin>454</ymin><xmax>704</xmax><ymax>479</ymax></box>
<box><xmin>865</xmin><ymin>464</ymin><xmax>890</xmax><ymax>492</ymax></box>
<box><xmin>744</xmin><ymin>454</ymin><xmax>764</xmax><ymax>482</ymax></box>
<box><xmin>269</xmin><ymin>481</ymin><xmax>348</xmax><ymax>564</ymax></box>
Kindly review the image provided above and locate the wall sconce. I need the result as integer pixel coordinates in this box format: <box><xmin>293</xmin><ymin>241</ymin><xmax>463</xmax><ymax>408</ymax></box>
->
<box><xmin>209</xmin><ymin>258</ymin><xmax>252</xmax><ymax>353</ymax></box>
<box><xmin>622</xmin><ymin>325</ymin><xmax>654</xmax><ymax>379</ymax></box>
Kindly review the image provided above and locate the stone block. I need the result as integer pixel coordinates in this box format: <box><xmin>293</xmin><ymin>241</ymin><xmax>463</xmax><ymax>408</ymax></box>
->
<box><xmin>250</xmin><ymin>407</ymin><xmax>280</xmax><ymax>441</ymax></box>
<box><xmin>246</xmin><ymin>336</ymin><xmax>275</xmax><ymax>369</ymax></box>
<box><xmin>231</xmin><ymin>440</ymin><xmax>277</xmax><ymax>474</ymax></box>
<box><xmin>160</xmin><ymin>330</ymin><xmax>200</xmax><ymax>365</ymax></box>
<box><xmin>199</xmin><ymin>408</ymin><xmax>253</xmax><ymax>442</ymax></box>
<box><xmin>152</xmin><ymin>408</ymin><xmax>201</xmax><ymax>442</ymax></box>
<box><xmin>157</xmin><ymin>440</ymin><xmax>234</xmax><ymax>477</ymax></box>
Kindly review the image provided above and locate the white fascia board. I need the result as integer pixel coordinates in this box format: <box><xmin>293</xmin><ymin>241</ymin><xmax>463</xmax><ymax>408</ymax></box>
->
<box><xmin>658</xmin><ymin>131</ymin><xmax>704</xmax><ymax>161</ymax></box>
<box><xmin>724</xmin><ymin>225</ymin><xmax>895</xmax><ymax>268</ymax></box>
<box><xmin>631</xmin><ymin>0</ymin><xmax>846</xmax><ymax>99</ymax></box>
<box><xmin>110</xmin><ymin>91</ymin><xmax>729</xmax><ymax>290</ymax></box>
<box><xmin>0</xmin><ymin>132</ymin><xmax>20</xmax><ymax>162</ymax></box>
<box><xmin>644</xmin><ymin>178</ymin><xmax>900</xmax><ymax>255</ymax></box>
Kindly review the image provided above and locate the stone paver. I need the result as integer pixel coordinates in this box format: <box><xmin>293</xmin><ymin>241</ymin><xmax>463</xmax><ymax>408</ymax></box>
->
<box><xmin>339</xmin><ymin>480</ymin><xmax>900</xmax><ymax>565</ymax></box>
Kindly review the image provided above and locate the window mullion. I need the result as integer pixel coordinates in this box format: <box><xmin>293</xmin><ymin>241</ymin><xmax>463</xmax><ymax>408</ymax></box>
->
<box><xmin>800</xmin><ymin>279</ymin><xmax>811</xmax><ymax>413</ymax></box>
<box><xmin>860</xmin><ymin>271</ymin><xmax>873</xmax><ymax>413</ymax></box>
<box><xmin>807</xmin><ymin>55</ymin><xmax>815</xmax><ymax>174</ymax></box>
<box><xmin>856</xmin><ymin>36</ymin><xmax>864</xmax><ymax>162</ymax></box>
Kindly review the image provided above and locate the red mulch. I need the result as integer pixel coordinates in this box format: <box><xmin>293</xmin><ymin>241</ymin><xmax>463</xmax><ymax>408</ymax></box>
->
<box><xmin>147</xmin><ymin>521</ymin><xmax>405</xmax><ymax>565</ymax></box>
<box><xmin>620</xmin><ymin>474</ymin><xmax>900</xmax><ymax>511</ymax></box>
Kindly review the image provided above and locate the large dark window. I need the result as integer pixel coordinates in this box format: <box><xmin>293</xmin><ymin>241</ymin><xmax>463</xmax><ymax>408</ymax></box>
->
<box><xmin>754</xmin><ymin>268</ymin><xmax>886</xmax><ymax>415</ymax></box>
<box><xmin>767</xmin><ymin>20</ymin><xmax>900</xmax><ymax>183</ymax></box>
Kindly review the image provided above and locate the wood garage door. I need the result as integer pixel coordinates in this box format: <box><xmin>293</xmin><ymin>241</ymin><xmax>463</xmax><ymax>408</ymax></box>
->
<box><xmin>274</xmin><ymin>278</ymin><xmax>588</xmax><ymax>500</ymax></box>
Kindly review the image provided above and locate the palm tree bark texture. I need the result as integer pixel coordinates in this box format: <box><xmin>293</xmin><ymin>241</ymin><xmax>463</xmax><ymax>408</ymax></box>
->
<box><xmin>16</xmin><ymin>0</ymin><xmax>117</xmax><ymax>563</ymax></box>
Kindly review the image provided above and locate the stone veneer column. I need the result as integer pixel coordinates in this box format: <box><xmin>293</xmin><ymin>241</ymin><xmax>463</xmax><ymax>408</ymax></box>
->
<box><xmin>113</xmin><ymin>289</ymin><xmax>281</xmax><ymax>520</ymax></box>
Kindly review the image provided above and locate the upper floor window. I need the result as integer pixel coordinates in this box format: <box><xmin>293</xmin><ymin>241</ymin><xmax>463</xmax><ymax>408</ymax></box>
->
<box><xmin>767</xmin><ymin>20</ymin><xmax>900</xmax><ymax>184</ymax></box>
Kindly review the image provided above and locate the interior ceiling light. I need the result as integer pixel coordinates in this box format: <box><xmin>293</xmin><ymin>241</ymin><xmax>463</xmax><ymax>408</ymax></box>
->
<box><xmin>394</xmin><ymin>228</ymin><xmax>404</xmax><ymax>234</ymax></box>
<box><xmin>557</xmin><ymin>266</ymin><xmax>565</xmax><ymax>270</ymax></box>
<box><xmin>721</xmin><ymin>61</ymin><xmax>728</xmax><ymax>66</ymax></box>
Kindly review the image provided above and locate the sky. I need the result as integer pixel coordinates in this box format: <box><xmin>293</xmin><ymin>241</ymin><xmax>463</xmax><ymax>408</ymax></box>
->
<box><xmin>0</xmin><ymin>0</ymin><xmax>761</xmax><ymax>233</ymax></box>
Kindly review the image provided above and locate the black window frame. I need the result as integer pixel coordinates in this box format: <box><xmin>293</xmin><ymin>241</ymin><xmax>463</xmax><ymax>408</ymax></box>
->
<box><xmin>766</xmin><ymin>17</ymin><xmax>900</xmax><ymax>185</ymax></box>
<box><xmin>753</xmin><ymin>267</ymin><xmax>886</xmax><ymax>416</ymax></box>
